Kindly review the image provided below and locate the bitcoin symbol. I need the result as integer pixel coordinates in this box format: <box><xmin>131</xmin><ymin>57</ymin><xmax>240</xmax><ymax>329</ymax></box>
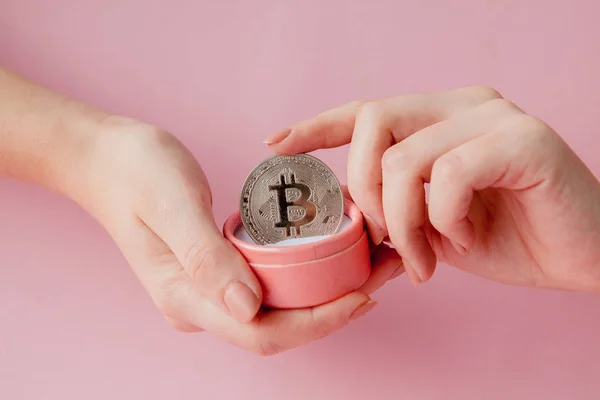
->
<box><xmin>239</xmin><ymin>153</ymin><xmax>344</xmax><ymax>245</ymax></box>
<box><xmin>269</xmin><ymin>173</ymin><xmax>317</xmax><ymax>237</ymax></box>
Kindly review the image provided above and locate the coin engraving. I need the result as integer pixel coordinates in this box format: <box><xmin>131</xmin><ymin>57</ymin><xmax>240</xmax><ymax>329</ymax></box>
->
<box><xmin>268</xmin><ymin>173</ymin><xmax>317</xmax><ymax>237</ymax></box>
<box><xmin>239</xmin><ymin>154</ymin><xmax>344</xmax><ymax>245</ymax></box>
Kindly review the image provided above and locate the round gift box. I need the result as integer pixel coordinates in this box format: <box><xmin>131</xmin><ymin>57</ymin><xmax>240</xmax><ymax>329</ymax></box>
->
<box><xmin>222</xmin><ymin>198</ymin><xmax>371</xmax><ymax>309</ymax></box>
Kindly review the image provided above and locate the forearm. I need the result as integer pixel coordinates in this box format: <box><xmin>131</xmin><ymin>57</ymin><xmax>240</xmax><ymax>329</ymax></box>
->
<box><xmin>0</xmin><ymin>67</ymin><xmax>107</xmax><ymax>196</ymax></box>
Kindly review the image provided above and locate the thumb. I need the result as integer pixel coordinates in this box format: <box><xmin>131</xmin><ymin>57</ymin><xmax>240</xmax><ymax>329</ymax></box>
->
<box><xmin>138</xmin><ymin>175</ymin><xmax>263</xmax><ymax>323</ymax></box>
<box><xmin>181</xmin><ymin>223</ymin><xmax>264</xmax><ymax>323</ymax></box>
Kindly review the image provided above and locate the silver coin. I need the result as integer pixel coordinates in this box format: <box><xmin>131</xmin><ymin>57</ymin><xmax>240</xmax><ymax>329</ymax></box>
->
<box><xmin>239</xmin><ymin>153</ymin><xmax>344</xmax><ymax>245</ymax></box>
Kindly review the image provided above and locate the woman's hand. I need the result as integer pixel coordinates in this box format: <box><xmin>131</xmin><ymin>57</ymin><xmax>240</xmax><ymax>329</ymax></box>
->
<box><xmin>78</xmin><ymin>118</ymin><xmax>390</xmax><ymax>355</ymax></box>
<box><xmin>0</xmin><ymin>68</ymin><xmax>396</xmax><ymax>356</ymax></box>
<box><xmin>266</xmin><ymin>86</ymin><xmax>600</xmax><ymax>293</ymax></box>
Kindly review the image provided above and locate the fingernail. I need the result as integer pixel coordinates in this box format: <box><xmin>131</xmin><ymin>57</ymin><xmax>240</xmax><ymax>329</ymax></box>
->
<box><xmin>224</xmin><ymin>281</ymin><xmax>261</xmax><ymax>322</ymax></box>
<box><xmin>364</xmin><ymin>214</ymin><xmax>386</xmax><ymax>245</ymax></box>
<box><xmin>263</xmin><ymin>128</ymin><xmax>292</xmax><ymax>144</ymax></box>
<box><xmin>403</xmin><ymin>259</ymin><xmax>423</xmax><ymax>286</ymax></box>
<box><xmin>389</xmin><ymin>264</ymin><xmax>405</xmax><ymax>280</ymax></box>
<box><xmin>450</xmin><ymin>240</ymin><xmax>468</xmax><ymax>255</ymax></box>
<box><xmin>349</xmin><ymin>300</ymin><xmax>377</xmax><ymax>321</ymax></box>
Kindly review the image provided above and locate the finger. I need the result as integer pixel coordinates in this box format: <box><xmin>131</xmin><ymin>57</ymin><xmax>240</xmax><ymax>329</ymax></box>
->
<box><xmin>349</xmin><ymin>86</ymin><xmax>504</xmax><ymax>246</ymax></box>
<box><xmin>111</xmin><ymin>214</ymin><xmax>211</xmax><ymax>329</ymax></box>
<box><xmin>136</xmin><ymin>155</ymin><xmax>263</xmax><ymax>323</ymax></box>
<box><xmin>264</xmin><ymin>100</ymin><xmax>365</xmax><ymax>153</ymax></box>
<box><xmin>246</xmin><ymin>292</ymin><xmax>375</xmax><ymax>356</ymax></box>
<box><xmin>429</xmin><ymin>114</ymin><xmax>554</xmax><ymax>254</ymax></box>
<box><xmin>265</xmin><ymin>87</ymin><xmax>503</xmax><ymax>248</ymax></box>
<box><xmin>341</xmin><ymin>184</ymin><xmax>385</xmax><ymax>253</ymax></box>
<box><xmin>124</xmin><ymin>218</ymin><xmax>376</xmax><ymax>355</ymax></box>
<box><xmin>381</xmin><ymin>98</ymin><xmax>524</xmax><ymax>281</ymax></box>
<box><xmin>341</xmin><ymin>184</ymin><xmax>351</xmax><ymax>200</ymax></box>
<box><xmin>382</xmin><ymin>153</ymin><xmax>437</xmax><ymax>284</ymax></box>
<box><xmin>264</xmin><ymin>87</ymin><xmax>504</xmax><ymax>281</ymax></box>
<box><xmin>173</xmin><ymin>286</ymin><xmax>374</xmax><ymax>356</ymax></box>
<box><xmin>358</xmin><ymin>245</ymin><xmax>404</xmax><ymax>295</ymax></box>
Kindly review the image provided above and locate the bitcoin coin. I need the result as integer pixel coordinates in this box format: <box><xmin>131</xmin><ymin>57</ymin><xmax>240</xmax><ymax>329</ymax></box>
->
<box><xmin>239</xmin><ymin>153</ymin><xmax>344</xmax><ymax>245</ymax></box>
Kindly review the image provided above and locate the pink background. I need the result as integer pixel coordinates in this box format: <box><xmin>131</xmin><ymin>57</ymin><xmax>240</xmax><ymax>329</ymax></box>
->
<box><xmin>2</xmin><ymin>1</ymin><xmax>600</xmax><ymax>399</ymax></box>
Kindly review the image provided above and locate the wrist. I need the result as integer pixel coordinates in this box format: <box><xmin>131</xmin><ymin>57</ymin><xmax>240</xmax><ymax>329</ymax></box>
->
<box><xmin>0</xmin><ymin>68</ymin><xmax>107</xmax><ymax>198</ymax></box>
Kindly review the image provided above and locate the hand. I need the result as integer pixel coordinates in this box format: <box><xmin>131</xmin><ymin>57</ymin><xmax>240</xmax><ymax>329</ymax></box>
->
<box><xmin>265</xmin><ymin>86</ymin><xmax>600</xmax><ymax>293</ymax></box>
<box><xmin>70</xmin><ymin>117</ymin><xmax>401</xmax><ymax>355</ymax></box>
<box><xmin>0</xmin><ymin>68</ymin><xmax>401</xmax><ymax>355</ymax></box>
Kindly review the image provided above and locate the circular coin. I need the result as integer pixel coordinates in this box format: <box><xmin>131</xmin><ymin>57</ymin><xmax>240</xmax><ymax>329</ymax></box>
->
<box><xmin>239</xmin><ymin>153</ymin><xmax>344</xmax><ymax>245</ymax></box>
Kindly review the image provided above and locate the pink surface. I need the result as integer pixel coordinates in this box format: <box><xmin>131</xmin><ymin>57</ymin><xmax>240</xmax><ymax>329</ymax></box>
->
<box><xmin>224</xmin><ymin>199</ymin><xmax>371</xmax><ymax>308</ymax></box>
<box><xmin>1</xmin><ymin>1</ymin><xmax>600</xmax><ymax>398</ymax></box>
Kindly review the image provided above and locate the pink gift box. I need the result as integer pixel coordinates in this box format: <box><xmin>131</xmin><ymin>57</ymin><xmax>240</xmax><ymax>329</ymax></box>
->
<box><xmin>223</xmin><ymin>198</ymin><xmax>371</xmax><ymax>309</ymax></box>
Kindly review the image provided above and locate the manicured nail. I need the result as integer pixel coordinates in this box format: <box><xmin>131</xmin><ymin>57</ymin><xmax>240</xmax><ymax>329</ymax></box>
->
<box><xmin>403</xmin><ymin>259</ymin><xmax>423</xmax><ymax>286</ymax></box>
<box><xmin>450</xmin><ymin>239</ymin><xmax>468</xmax><ymax>255</ymax></box>
<box><xmin>349</xmin><ymin>300</ymin><xmax>378</xmax><ymax>321</ymax></box>
<box><xmin>263</xmin><ymin>128</ymin><xmax>292</xmax><ymax>144</ymax></box>
<box><xmin>389</xmin><ymin>264</ymin><xmax>405</xmax><ymax>280</ymax></box>
<box><xmin>224</xmin><ymin>281</ymin><xmax>260</xmax><ymax>322</ymax></box>
<box><xmin>364</xmin><ymin>214</ymin><xmax>386</xmax><ymax>245</ymax></box>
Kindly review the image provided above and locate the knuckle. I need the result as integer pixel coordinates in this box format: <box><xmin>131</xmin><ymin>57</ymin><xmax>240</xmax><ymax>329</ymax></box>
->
<box><xmin>516</xmin><ymin>115</ymin><xmax>556</xmax><ymax>147</ymax></box>
<box><xmin>432</xmin><ymin>151</ymin><xmax>464</xmax><ymax>183</ymax></box>
<box><xmin>130</xmin><ymin>124</ymin><xmax>177</xmax><ymax>151</ymax></box>
<box><xmin>463</xmin><ymin>85</ymin><xmax>504</xmax><ymax>102</ymax></box>
<box><xmin>519</xmin><ymin>114</ymin><xmax>551</xmax><ymax>135</ymax></box>
<box><xmin>482</xmin><ymin>98</ymin><xmax>523</xmax><ymax>115</ymax></box>
<box><xmin>348</xmin><ymin>99</ymin><xmax>368</xmax><ymax>109</ymax></box>
<box><xmin>506</xmin><ymin>114</ymin><xmax>554</xmax><ymax>143</ymax></box>
<box><xmin>381</xmin><ymin>145</ymin><xmax>413</xmax><ymax>173</ymax></box>
<box><xmin>356</xmin><ymin>100</ymin><xmax>386</xmax><ymax>121</ymax></box>
<box><xmin>120</xmin><ymin>125</ymin><xmax>171</xmax><ymax>157</ymax></box>
<box><xmin>98</xmin><ymin>118</ymin><xmax>176</xmax><ymax>161</ymax></box>
<box><xmin>184</xmin><ymin>242</ymin><xmax>217</xmax><ymax>284</ymax></box>
<box><xmin>429</xmin><ymin>154</ymin><xmax>464</xmax><ymax>231</ymax></box>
